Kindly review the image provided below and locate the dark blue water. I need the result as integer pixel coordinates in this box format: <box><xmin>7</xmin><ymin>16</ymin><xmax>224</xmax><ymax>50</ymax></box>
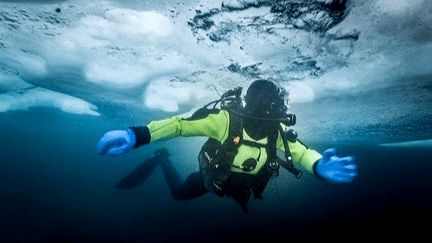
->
<box><xmin>1</xmin><ymin>108</ymin><xmax>431</xmax><ymax>242</ymax></box>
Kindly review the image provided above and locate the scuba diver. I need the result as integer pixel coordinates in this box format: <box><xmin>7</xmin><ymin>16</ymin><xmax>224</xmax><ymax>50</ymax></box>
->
<box><xmin>97</xmin><ymin>79</ymin><xmax>358</xmax><ymax>213</ymax></box>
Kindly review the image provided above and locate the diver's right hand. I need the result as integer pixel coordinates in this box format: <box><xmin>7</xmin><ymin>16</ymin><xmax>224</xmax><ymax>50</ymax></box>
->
<box><xmin>97</xmin><ymin>129</ymin><xmax>136</xmax><ymax>157</ymax></box>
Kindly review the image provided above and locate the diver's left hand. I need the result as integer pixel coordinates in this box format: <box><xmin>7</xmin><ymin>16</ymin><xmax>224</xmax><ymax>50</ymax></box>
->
<box><xmin>315</xmin><ymin>148</ymin><xmax>358</xmax><ymax>183</ymax></box>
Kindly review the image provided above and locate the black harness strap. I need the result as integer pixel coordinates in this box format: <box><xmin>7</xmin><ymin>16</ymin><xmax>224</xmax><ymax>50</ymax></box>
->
<box><xmin>240</xmin><ymin>139</ymin><xmax>266</xmax><ymax>148</ymax></box>
<box><xmin>278</xmin><ymin>126</ymin><xmax>303</xmax><ymax>178</ymax></box>
<box><xmin>211</xmin><ymin>113</ymin><xmax>303</xmax><ymax>179</ymax></box>
<box><xmin>201</xmin><ymin>110</ymin><xmax>303</xmax><ymax>201</ymax></box>
<box><xmin>208</xmin><ymin>110</ymin><xmax>243</xmax><ymax>170</ymax></box>
<box><xmin>265</xmin><ymin>129</ymin><xmax>280</xmax><ymax>177</ymax></box>
<box><xmin>226</xmin><ymin>110</ymin><xmax>243</xmax><ymax>157</ymax></box>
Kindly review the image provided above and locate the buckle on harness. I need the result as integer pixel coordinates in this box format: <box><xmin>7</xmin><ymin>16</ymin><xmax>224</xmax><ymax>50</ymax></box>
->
<box><xmin>268</xmin><ymin>160</ymin><xmax>280</xmax><ymax>177</ymax></box>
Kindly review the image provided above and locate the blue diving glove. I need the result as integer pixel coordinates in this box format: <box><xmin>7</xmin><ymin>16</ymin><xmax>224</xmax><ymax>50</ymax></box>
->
<box><xmin>97</xmin><ymin>129</ymin><xmax>136</xmax><ymax>157</ymax></box>
<box><xmin>315</xmin><ymin>148</ymin><xmax>358</xmax><ymax>183</ymax></box>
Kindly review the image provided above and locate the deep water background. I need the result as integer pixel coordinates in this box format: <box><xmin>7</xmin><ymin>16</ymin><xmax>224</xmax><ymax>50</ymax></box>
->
<box><xmin>1</xmin><ymin>0</ymin><xmax>432</xmax><ymax>242</ymax></box>
<box><xmin>1</xmin><ymin>108</ymin><xmax>431</xmax><ymax>242</ymax></box>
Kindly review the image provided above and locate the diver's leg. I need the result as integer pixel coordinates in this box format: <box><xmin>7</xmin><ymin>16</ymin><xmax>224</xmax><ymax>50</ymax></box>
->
<box><xmin>160</xmin><ymin>161</ymin><xmax>209</xmax><ymax>200</ymax></box>
<box><xmin>116</xmin><ymin>148</ymin><xmax>170</xmax><ymax>189</ymax></box>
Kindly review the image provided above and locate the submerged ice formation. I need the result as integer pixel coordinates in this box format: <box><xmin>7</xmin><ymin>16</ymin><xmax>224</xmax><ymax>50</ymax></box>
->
<box><xmin>69</xmin><ymin>9</ymin><xmax>186</xmax><ymax>88</ymax></box>
<box><xmin>221</xmin><ymin>0</ymin><xmax>350</xmax><ymax>32</ymax></box>
<box><xmin>379</xmin><ymin>139</ymin><xmax>432</xmax><ymax>148</ymax></box>
<box><xmin>0</xmin><ymin>87</ymin><xmax>99</xmax><ymax>116</ymax></box>
<box><xmin>0</xmin><ymin>3</ymin><xmax>197</xmax><ymax>114</ymax></box>
<box><xmin>0</xmin><ymin>0</ymin><xmax>431</xmax><ymax>143</ymax></box>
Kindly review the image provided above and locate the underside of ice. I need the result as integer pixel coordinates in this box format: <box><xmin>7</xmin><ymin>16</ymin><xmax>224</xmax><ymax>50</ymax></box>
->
<box><xmin>0</xmin><ymin>0</ymin><xmax>431</xmax><ymax>144</ymax></box>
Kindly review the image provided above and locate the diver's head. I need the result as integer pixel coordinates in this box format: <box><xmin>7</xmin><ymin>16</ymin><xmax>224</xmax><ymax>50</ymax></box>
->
<box><xmin>244</xmin><ymin>79</ymin><xmax>289</xmax><ymax>120</ymax></box>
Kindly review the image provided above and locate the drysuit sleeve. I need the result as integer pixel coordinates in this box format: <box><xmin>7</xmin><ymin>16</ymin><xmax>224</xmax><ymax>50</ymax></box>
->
<box><xmin>276</xmin><ymin>124</ymin><xmax>323</xmax><ymax>173</ymax></box>
<box><xmin>130</xmin><ymin>110</ymin><xmax>230</xmax><ymax>147</ymax></box>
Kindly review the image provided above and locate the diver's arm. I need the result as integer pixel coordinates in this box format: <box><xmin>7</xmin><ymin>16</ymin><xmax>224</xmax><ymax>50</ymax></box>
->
<box><xmin>276</xmin><ymin>125</ymin><xmax>322</xmax><ymax>174</ymax></box>
<box><xmin>283</xmin><ymin>139</ymin><xmax>323</xmax><ymax>173</ymax></box>
<box><xmin>128</xmin><ymin>126</ymin><xmax>150</xmax><ymax>148</ymax></box>
<box><xmin>132</xmin><ymin>109</ymin><xmax>230</xmax><ymax>146</ymax></box>
<box><xmin>276</xmin><ymin>127</ymin><xmax>358</xmax><ymax>183</ymax></box>
<box><xmin>97</xmin><ymin>110</ymin><xmax>230</xmax><ymax>156</ymax></box>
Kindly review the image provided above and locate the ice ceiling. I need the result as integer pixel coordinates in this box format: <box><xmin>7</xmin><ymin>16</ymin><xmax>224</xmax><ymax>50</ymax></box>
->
<box><xmin>0</xmin><ymin>0</ymin><xmax>431</xmax><ymax>144</ymax></box>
